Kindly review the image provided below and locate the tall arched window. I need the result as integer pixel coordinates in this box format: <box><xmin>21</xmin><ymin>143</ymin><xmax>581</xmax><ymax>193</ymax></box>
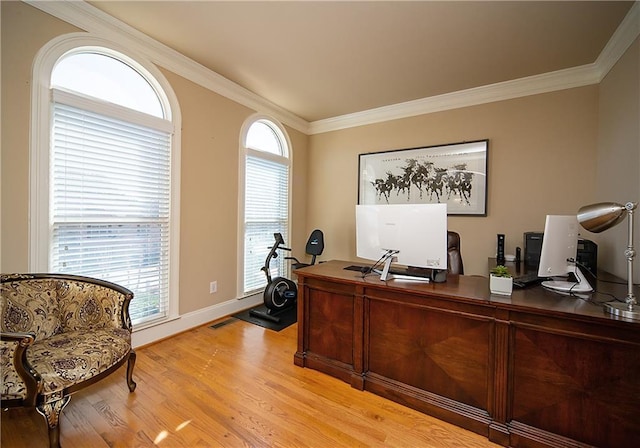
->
<box><xmin>31</xmin><ymin>37</ymin><xmax>180</xmax><ymax>328</ymax></box>
<box><xmin>240</xmin><ymin>117</ymin><xmax>292</xmax><ymax>295</ymax></box>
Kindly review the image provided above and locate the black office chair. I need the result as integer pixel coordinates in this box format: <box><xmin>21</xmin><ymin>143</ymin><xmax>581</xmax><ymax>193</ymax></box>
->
<box><xmin>447</xmin><ymin>231</ymin><xmax>464</xmax><ymax>275</ymax></box>
<box><xmin>287</xmin><ymin>229</ymin><xmax>325</xmax><ymax>269</ymax></box>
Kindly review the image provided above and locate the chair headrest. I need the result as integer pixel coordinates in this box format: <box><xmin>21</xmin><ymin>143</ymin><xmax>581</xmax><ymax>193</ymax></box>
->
<box><xmin>306</xmin><ymin>229</ymin><xmax>325</xmax><ymax>256</ymax></box>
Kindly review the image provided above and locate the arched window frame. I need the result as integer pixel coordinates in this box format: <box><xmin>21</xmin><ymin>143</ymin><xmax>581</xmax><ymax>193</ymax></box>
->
<box><xmin>238</xmin><ymin>115</ymin><xmax>293</xmax><ymax>297</ymax></box>
<box><xmin>29</xmin><ymin>33</ymin><xmax>182</xmax><ymax>329</ymax></box>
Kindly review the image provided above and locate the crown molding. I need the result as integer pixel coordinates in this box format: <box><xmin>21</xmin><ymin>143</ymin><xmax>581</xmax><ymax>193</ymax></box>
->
<box><xmin>594</xmin><ymin>0</ymin><xmax>640</xmax><ymax>80</ymax></box>
<box><xmin>308</xmin><ymin>64</ymin><xmax>601</xmax><ymax>134</ymax></box>
<box><xmin>25</xmin><ymin>0</ymin><xmax>311</xmax><ymax>134</ymax></box>
<box><xmin>25</xmin><ymin>0</ymin><xmax>640</xmax><ymax>137</ymax></box>
<box><xmin>309</xmin><ymin>1</ymin><xmax>639</xmax><ymax>135</ymax></box>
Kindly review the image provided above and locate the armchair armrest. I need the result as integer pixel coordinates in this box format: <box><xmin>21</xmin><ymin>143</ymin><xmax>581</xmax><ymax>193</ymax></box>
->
<box><xmin>1</xmin><ymin>332</ymin><xmax>41</xmax><ymax>407</ymax></box>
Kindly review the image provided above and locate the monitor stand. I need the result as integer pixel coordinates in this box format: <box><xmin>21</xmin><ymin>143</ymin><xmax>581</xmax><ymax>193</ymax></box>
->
<box><xmin>541</xmin><ymin>263</ymin><xmax>593</xmax><ymax>293</ymax></box>
<box><xmin>377</xmin><ymin>253</ymin><xmax>397</xmax><ymax>281</ymax></box>
<box><xmin>374</xmin><ymin>252</ymin><xmax>431</xmax><ymax>282</ymax></box>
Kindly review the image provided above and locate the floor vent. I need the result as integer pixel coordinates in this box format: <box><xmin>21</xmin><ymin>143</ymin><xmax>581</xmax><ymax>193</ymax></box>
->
<box><xmin>209</xmin><ymin>318</ymin><xmax>236</xmax><ymax>330</ymax></box>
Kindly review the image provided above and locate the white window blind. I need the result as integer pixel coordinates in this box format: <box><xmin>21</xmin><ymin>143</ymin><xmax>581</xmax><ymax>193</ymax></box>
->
<box><xmin>243</xmin><ymin>155</ymin><xmax>289</xmax><ymax>293</ymax></box>
<box><xmin>51</xmin><ymin>101</ymin><xmax>171</xmax><ymax>325</ymax></box>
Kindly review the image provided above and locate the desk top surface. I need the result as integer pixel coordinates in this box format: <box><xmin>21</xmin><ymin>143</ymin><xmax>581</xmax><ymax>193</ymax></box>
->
<box><xmin>296</xmin><ymin>260</ymin><xmax>640</xmax><ymax>327</ymax></box>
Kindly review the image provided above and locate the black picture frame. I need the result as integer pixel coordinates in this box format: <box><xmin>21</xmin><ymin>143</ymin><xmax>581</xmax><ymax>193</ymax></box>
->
<box><xmin>358</xmin><ymin>140</ymin><xmax>488</xmax><ymax>216</ymax></box>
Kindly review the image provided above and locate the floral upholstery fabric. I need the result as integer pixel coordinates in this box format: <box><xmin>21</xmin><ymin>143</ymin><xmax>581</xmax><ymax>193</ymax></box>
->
<box><xmin>27</xmin><ymin>327</ymin><xmax>131</xmax><ymax>396</ymax></box>
<box><xmin>1</xmin><ymin>340</ymin><xmax>28</xmax><ymax>400</ymax></box>
<box><xmin>1</xmin><ymin>279</ymin><xmax>62</xmax><ymax>339</ymax></box>
<box><xmin>1</xmin><ymin>276</ymin><xmax>132</xmax><ymax>403</ymax></box>
<box><xmin>58</xmin><ymin>281</ymin><xmax>126</xmax><ymax>332</ymax></box>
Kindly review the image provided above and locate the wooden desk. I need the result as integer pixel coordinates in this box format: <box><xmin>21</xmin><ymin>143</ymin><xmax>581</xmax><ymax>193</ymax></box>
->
<box><xmin>294</xmin><ymin>260</ymin><xmax>640</xmax><ymax>448</ymax></box>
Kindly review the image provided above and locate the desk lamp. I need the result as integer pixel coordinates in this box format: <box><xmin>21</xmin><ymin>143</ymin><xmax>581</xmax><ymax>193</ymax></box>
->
<box><xmin>577</xmin><ymin>201</ymin><xmax>638</xmax><ymax>319</ymax></box>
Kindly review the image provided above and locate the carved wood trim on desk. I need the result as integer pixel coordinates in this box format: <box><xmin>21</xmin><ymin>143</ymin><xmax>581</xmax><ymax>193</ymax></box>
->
<box><xmin>294</xmin><ymin>260</ymin><xmax>640</xmax><ymax>448</ymax></box>
<box><xmin>489</xmin><ymin>316</ymin><xmax>511</xmax><ymax>445</ymax></box>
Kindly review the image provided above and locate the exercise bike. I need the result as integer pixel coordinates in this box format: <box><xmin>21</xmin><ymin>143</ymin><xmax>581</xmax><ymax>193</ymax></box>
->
<box><xmin>249</xmin><ymin>232</ymin><xmax>297</xmax><ymax>323</ymax></box>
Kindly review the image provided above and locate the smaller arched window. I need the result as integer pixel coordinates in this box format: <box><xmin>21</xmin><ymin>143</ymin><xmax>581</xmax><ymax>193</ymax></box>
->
<box><xmin>241</xmin><ymin>118</ymin><xmax>292</xmax><ymax>295</ymax></box>
<box><xmin>245</xmin><ymin>119</ymin><xmax>288</xmax><ymax>156</ymax></box>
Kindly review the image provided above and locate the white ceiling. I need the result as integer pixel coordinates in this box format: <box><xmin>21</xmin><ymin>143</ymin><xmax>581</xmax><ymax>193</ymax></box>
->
<box><xmin>86</xmin><ymin>1</ymin><xmax>634</xmax><ymax>123</ymax></box>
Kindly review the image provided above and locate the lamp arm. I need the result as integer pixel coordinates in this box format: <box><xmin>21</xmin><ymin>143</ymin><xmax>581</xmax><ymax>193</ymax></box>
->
<box><xmin>625</xmin><ymin>203</ymin><xmax>636</xmax><ymax>306</ymax></box>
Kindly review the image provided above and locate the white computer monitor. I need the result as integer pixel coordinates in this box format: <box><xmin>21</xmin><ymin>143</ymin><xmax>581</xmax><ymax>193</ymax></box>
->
<box><xmin>537</xmin><ymin>215</ymin><xmax>592</xmax><ymax>293</ymax></box>
<box><xmin>356</xmin><ymin>203</ymin><xmax>448</xmax><ymax>280</ymax></box>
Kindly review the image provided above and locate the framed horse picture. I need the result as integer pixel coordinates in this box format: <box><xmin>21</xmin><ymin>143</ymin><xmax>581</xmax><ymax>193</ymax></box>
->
<box><xmin>358</xmin><ymin>140</ymin><xmax>488</xmax><ymax>216</ymax></box>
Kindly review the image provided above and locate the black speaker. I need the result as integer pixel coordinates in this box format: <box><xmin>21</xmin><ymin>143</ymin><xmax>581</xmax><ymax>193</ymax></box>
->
<box><xmin>577</xmin><ymin>238</ymin><xmax>598</xmax><ymax>276</ymax></box>
<box><xmin>524</xmin><ymin>232</ymin><xmax>598</xmax><ymax>274</ymax></box>
<box><xmin>524</xmin><ymin>232</ymin><xmax>544</xmax><ymax>267</ymax></box>
<box><xmin>497</xmin><ymin>234</ymin><xmax>505</xmax><ymax>264</ymax></box>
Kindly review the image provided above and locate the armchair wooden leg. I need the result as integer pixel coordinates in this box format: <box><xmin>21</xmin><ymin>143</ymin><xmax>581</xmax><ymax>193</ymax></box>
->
<box><xmin>36</xmin><ymin>395</ymin><xmax>71</xmax><ymax>448</ymax></box>
<box><xmin>126</xmin><ymin>349</ymin><xmax>137</xmax><ymax>392</ymax></box>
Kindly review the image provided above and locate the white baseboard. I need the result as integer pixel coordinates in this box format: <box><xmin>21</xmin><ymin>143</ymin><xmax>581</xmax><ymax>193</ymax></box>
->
<box><xmin>131</xmin><ymin>293</ymin><xmax>262</xmax><ymax>348</ymax></box>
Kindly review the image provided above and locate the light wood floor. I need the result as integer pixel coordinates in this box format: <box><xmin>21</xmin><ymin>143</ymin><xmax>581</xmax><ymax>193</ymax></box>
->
<box><xmin>2</xmin><ymin>318</ymin><xmax>500</xmax><ymax>447</ymax></box>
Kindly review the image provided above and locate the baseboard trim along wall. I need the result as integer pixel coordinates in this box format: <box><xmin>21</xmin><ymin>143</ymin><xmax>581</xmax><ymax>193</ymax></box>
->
<box><xmin>131</xmin><ymin>293</ymin><xmax>263</xmax><ymax>348</ymax></box>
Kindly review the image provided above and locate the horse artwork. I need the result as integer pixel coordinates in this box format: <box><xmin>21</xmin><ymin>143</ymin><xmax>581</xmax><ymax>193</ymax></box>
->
<box><xmin>358</xmin><ymin>140</ymin><xmax>488</xmax><ymax>216</ymax></box>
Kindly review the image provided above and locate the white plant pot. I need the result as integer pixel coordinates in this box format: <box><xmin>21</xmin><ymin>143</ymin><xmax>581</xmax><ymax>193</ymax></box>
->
<box><xmin>490</xmin><ymin>275</ymin><xmax>513</xmax><ymax>296</ymax></box>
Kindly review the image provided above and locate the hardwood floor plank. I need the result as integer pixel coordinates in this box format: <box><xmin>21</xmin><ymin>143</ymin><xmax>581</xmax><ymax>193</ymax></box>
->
<box><xmin>2</xmin><ymin>320</ymin><xmax>500</xmax><ymax>447</ymax></box>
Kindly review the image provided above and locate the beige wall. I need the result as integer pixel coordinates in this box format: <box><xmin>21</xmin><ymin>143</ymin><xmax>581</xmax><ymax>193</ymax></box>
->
<box><xmin>595</xmin><ymin>37</ymin><xmax>640</xmax><ymax>280</ymax></box>
<box><xmin>0</xmin><ymin>2</ymin><xmax>309</xmax><ymax>315</ymax></box>
<box><xmin>308</xmin><ymin>87</ymin><xmax>600</xmax><ymax>275</ymax></box>
<box><xmin>1</xmin><ymin>2</ymin><xmax>80</xmax><ymax>272</ymax></box>
<box><xmin>1</xmin><ymin>1</ymin><xmax>637</xmax><ymax>317</ymax></box>
<box><xmin>164</xmin><ymin>68</ymin><xmax>309</xmax><ymax>312</ymax></box>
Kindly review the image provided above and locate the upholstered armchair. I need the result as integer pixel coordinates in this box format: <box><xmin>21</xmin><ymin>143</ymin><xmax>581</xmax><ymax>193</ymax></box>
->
<box><xmin>1</xmin><ymin>274</ymin><xmax>136</xmax><ymax>448</ymax></box>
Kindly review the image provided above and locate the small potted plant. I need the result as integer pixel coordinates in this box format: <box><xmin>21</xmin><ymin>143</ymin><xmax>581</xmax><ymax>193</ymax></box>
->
<box><xmin>490</xmin><ymin>265</ymin><xmax>513</xmax><ymax>296</ymax></box>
